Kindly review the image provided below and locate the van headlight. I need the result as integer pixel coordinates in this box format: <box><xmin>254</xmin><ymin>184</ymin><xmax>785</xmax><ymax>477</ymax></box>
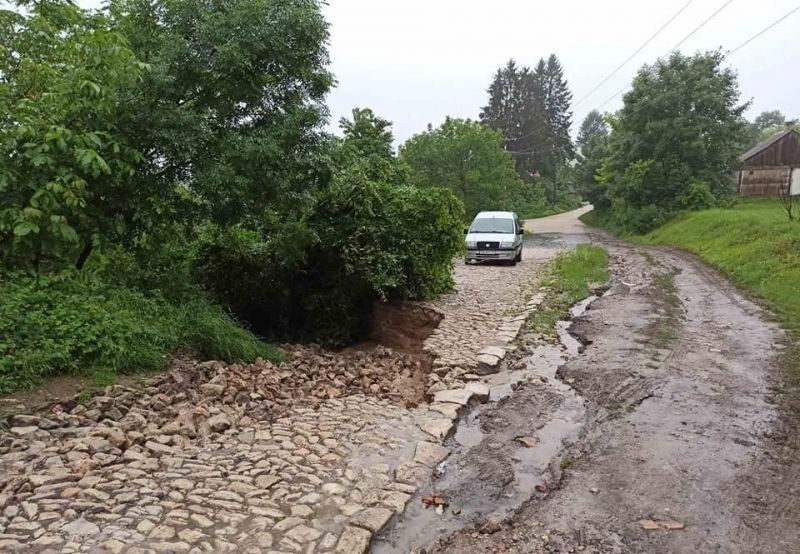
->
<box><xmin>466</xmin><ymin>240</ymin><xmax>477</xmax><ymax>248</ymax></box>
<box><xmin>500</xmin><ymin>240</ymin><xmax>514</xmax><ymax>248</ymax></box>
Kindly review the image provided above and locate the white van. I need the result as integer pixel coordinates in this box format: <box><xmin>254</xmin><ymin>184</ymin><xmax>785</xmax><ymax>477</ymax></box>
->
<box><xmin>465</xmin><ymin>211</ymin><xmax>524</xmax><ymax>265</ymax></box>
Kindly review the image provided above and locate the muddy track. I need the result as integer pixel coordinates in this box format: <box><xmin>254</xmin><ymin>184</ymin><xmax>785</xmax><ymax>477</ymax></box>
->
<box><xmin>425</xmin><ymin>230</ymin><xmax>800</xmax><ymax>554</ymax></box>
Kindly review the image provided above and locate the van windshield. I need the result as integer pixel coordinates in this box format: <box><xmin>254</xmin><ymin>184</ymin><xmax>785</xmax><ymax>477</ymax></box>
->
<box><xmin>470</xmin><ymin>217</ymin><xmax>515</xmax><ymax>234</ymax></box>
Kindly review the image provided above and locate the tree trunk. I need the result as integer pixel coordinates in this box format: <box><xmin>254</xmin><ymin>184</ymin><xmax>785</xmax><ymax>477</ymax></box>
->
<box><xmin>75</xmin><ymin>241</ymin><xmax>93</xmax><ymax>270</ymax></box>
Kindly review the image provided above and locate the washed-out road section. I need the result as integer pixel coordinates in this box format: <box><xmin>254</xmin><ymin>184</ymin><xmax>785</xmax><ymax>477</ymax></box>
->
<box><xmin>0</xmin><ymin>215</ymin><xmax>563</xmax><ymax>553</ymax></box>
<box><xmin>2</xmin><ymin>205</ymin><xmax>799</xmax><ymax>554</ymax></box>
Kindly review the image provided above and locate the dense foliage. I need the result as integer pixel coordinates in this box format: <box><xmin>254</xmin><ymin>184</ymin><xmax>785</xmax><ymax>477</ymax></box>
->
<box><xmin>109</xmin><ymin>0</ymin><xmax>333</xmax><ymax>233</ymax></box>
<box><xmin>0</xmin><ymin>0</ymin><xmax>465</xmax><ymax>389</ymax></box>
<box><xmin>574</xmin><ymin>110</ymin><xmax>610</xmax><ymax>206</ymax></box>
<box><xmin>591</xmin><ymin>52</ymin><xmax>749</xmax><ymax>233</ymax></box>
<box><xmin>745</xmin><ymin>110</ymin><xmax>796</xmax><ymax>147</ymax></box>
<box><xmin>196</xmin><ymin>113</ymin><xmax>464</xmax><ymax>345</ymax></box>
<box><xmin>0</xmin><ymin>272</ymin><xmax>279</xmax><ymax>393</ymax></box>
<box><xmin>400</xmin><ymin>118</ymin><xmax>562</xmax><ymax>220</ymax></box>
<box><xmin>0</xmin><ymin>1</ymin><xmax>145</xmax><ymax>270</ymax></box>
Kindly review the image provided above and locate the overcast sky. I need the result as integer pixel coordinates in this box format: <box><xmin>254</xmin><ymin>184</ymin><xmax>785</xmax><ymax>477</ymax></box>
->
<box><xmin>77</xmin><ymin>0</ymin><xmax>799</xmax><ymax>144</ymax></box>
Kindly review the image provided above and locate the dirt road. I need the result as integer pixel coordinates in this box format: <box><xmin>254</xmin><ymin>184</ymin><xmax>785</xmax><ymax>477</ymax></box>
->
<box><xmin>409</xmin><ymin>207</ymin><xmax>800</xmax><ymax>553</ymax></box>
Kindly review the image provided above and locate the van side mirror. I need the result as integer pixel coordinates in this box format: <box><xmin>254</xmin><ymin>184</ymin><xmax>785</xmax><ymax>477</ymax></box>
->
<box><xmin>517</xmin><ymin>228</ymin><xmax>524</xmax><ymax>235</ymax></box>
<box><xmin>464</xmin><ymin>228</ymin><xmax>470</xmax><ymax>234</ymax></box>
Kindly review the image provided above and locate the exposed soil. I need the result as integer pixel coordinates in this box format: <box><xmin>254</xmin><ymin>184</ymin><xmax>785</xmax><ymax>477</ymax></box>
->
<box><xmin>0</xmin><ymin>374</ymin><xmax>150</xmax><ymax>420</ymax></box>
<box><xmin>369</xmin><ymin>302</ymin><xmax>444</xmax><ymax>355</ymax></box>
<box><xmin>419</xmin><ymin>214</ymin><xmax>800</xmax><ymax>554</ymax></box>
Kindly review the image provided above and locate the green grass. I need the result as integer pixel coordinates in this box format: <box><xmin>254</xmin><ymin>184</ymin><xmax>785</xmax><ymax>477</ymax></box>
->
<box><xmin>529</xmin><ymin>244</ymin><xmax>610</xmax><ymax>334</ymax></box>
<box><xmin>638</xmin><ymin>200</ymin><xmax>800</xmax><ymax>332</ymax></box>
<box><xmin>0</xmin><ymin>273</ymin><xmax>283</xmax><ymax>393</ymax></box>
<box><xmin>633</xmin><ymin>198</ymin><xmax>800</xmax><ymax>375</ymax></box>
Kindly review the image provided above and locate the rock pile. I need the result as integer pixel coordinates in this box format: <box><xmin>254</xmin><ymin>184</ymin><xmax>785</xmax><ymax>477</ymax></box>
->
<box><xmin>156</xmin><ymin>344</ymin><xmax>430</xmax><ymax>413</ymax></box>
<box><xmin>0</xmin><ymin>346</ymin><xmax>430</xmax><ymax>493</ymax></box>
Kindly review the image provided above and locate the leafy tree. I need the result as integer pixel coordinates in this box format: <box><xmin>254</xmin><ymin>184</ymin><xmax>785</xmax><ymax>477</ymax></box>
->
<box><xmin>110</xmin><ymin>0</ymin><xmax>334</xmax><ymax>232</ymax></box>
<box><xmin>340</xmin><ymin>108</ymin><xmax>395</xmax><ymax>158</ymax></box>
<box><xmin>746</xmin><ymin>110</ymin><xmax>787</xmax><ymax>146</ymax></box>
<box><xmin>197</xmin><ymin>111</ymin><xmax>464</xmax><ymax>344</ymax></box>
<box><xmin>0</xmin><ymin>0</ymin><xmax>146</xmax><ymax>270</ymax></box>
<box><xmin>757</xmin><ymin>120</ymin><xmax>797</xmax><ymax>143</ymax></box>
<box><xmin>400</xmin><ymin>118</ymin><xmax>526</xmax><ymax>219</ymax></box>
<box><xmin>752</xmin><ymin>110</ymin><xmax>786</xmax><ymax>134</ymax></box>
<box><xmin>598</xmin><ymin>51</ymin><xmax>748</xmax><ymax>232</ymax></box>
<box><xmin>336</xmin><ymin>108</ymin><xmax>407</xmax><ymax>184</ymax></box>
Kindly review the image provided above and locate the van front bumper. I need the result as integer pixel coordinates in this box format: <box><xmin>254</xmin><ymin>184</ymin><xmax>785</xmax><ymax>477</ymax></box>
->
<box><xmin>466</xmin><ymin>248</ymin><xmax>516</xmax><ymax>262</ymax></box>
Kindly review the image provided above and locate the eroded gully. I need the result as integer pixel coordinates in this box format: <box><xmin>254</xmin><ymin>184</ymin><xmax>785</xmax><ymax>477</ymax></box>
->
<box><xmin>371</xmin><ymin>287</ymin><xmax>601</xmax><ymax>554</ymax></box>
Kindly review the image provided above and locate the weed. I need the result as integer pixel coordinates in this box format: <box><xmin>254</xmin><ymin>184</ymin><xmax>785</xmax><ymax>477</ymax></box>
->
<box><xmin>0</xmin><ymin>273</ymin><xmax>282</xmax><ymax>393</ymax></box>
<box><xmin>92</xmin><ymin>369</ymin><xmax>119</xmax><ymax>388</ymax></box>
<box><xmin>78</xmin><ymin>387</ymin><xmax>92</xmax><ymax>405</ymax></box>
<box><xmin>528</xmin><ymin>244</ymin><xmax>610</xmax><ymax>336</ymax></box>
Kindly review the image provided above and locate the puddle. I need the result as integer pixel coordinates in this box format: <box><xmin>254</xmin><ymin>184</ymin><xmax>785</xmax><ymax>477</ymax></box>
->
<box><xmin>372</xmin><ymin>295</ymin><xmax>599</xmax><ymax>554</ymax></box>
<box><xmin>522</xmin><ymin>234</ymin><xmax>589</xmax><ymax>260</ymax></box>
<box><xmin>454</xmin><ymin>407</ymin><xmax>483</xmax><ymax>448</ymax></box>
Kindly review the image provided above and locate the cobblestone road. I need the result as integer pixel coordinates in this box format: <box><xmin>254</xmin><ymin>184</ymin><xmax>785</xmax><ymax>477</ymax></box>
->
<box><xmin>0</xmin><ymin>244</ymin><xmax>550</xmax><ymax>553</ymax></box>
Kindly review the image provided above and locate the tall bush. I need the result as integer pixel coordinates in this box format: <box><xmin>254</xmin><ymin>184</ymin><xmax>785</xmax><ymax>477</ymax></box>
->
<box><xmin>196</xmin><ymin>175</ymin><xmax>463</xmax><ymax>345</ymax></box>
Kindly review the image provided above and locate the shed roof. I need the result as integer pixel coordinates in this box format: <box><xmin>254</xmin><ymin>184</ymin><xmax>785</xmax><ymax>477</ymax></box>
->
<box><xmin>740</xmin><ymin>128</ymin><xmax>799</xmax><ymax>162</ymax></box>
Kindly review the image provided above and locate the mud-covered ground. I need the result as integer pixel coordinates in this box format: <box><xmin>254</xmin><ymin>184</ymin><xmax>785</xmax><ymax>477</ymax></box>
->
<box><xmin>416</xmin><ymin>213</ymin><xmax>800</xmax><ymax>554</ymax></box>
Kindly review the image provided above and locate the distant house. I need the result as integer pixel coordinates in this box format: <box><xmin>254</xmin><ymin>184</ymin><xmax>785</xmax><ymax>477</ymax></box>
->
<box><xmin>737</xmin><ymin>128</ymin><xmax>800</xmax><ymax>197</ymax></box>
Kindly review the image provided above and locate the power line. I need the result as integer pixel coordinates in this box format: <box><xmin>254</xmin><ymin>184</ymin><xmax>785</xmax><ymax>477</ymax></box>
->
<box><xmin>595</xmin><ymin>0</ymin><xmax>793</xmax><ymax>113</ymax></box>
<box><xmin>668</xmin><ymin>0</ymin><xmax>735</xmax><ymax>53</ymax></box>
<box><xmin>596</xmin><ymin>0</ymin><xmax>733</xmax><ymax>110</ymax></box>
<box><xmin>596</xmin><ymin>84</ymin><xmax>629</xmax><ymax>111</ymax></box>
<box><xmin>572</xmin><ymin>0</ymin><xmax>694</xmax><ymax>108</ymax></box>
<box><xmin>725</xmin><ymin>4</ymin><xmax>800</xmax><ymax>58</ymax></box>
<box><xmin>513</xmin><ymin>3</ymin><xmax>800</xmax><ymax>152</ymax></box>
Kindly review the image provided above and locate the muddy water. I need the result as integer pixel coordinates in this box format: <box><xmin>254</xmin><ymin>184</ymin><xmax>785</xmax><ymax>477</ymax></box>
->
<box><xmin>371</xmin><ymin>297</ymin><xmax>598</xmax><ymax>554</ymax></box>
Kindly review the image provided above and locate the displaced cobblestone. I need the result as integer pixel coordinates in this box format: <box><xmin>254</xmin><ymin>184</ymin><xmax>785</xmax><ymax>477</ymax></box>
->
<box><xmin>0</xmin><ymin>388</ymin><xmax>463</xmax><ymax>553</ymax></box>
<box><xmin>0</xmin><ymin>250</ymin><xmax>546</xmax><ymax>553</ymax></box>
<box><xmin>422</xmin><ymin>257</ymin><xmax>546</xmax><ymax>392</ymax></box>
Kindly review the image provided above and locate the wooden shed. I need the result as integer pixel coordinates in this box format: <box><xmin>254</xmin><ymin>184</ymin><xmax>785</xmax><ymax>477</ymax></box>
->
<box><xmin>737</xmin><ymin>128</ymin><xmax>800</xmax><ymax>197</ymax></box>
